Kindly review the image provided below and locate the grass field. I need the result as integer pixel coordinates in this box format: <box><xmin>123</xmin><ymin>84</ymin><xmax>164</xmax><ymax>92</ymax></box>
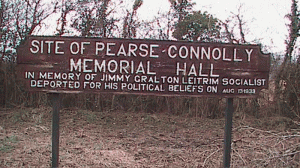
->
<box><xmin>0</xmin><ymin>107</ymin><xmax>299</xmax><ymax>167</ymax></box>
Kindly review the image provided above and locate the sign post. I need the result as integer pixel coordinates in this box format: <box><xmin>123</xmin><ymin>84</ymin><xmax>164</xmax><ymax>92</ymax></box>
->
<box><xmin>224</xmin><ymin>98</ymin><xmax>234</xmax><ymax>168</ymax></box>
<box><xmin>17</xmin><ymin>36</ymin><xmax>270</xmax><ymax>167</ymax></box>
<box><xmin>50</xmin><ymin>93</ymin><xmax>61</xmax><ymax>168</ymax></box>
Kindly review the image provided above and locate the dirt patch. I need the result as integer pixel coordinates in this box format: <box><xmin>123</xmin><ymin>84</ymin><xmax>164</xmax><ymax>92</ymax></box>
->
<box><xmin>0</xmin><ymin>107</ymin><xmax>300</xmax><ymax>167</ymax></box>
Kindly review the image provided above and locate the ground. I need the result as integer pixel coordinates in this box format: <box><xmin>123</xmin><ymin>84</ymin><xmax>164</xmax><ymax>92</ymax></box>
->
<box><xmin>0</xmin><ymin>107</ymin><xmax>300</xmax><ymax>167</ymax></box>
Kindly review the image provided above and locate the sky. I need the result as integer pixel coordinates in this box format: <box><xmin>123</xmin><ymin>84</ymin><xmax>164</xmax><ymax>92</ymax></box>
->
<box><xmin>136</xmin><ymin>0</ymin><xmax>295</xmax><ymax>54</ymax></box>
<box><xmin>39</xmin><ymin>0</ymin><xmax>297</xmax><ymax>55</ymax></box>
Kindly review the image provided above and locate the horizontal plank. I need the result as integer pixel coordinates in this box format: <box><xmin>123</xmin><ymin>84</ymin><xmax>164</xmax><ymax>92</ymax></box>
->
<box><xmin>16</xmin><ymin>36</ymin><xmax>270</xmax><ymax>97</ymax></box>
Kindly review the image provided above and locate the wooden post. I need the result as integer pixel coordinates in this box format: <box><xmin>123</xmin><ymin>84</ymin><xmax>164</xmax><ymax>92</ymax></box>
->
<box><xmin>51</xmin><ymin>93</ymin><xmax>61</xmax><ymax>168</ymax></box>
<box><xmin>223</xmin><ymin>98</ymin><xmax>233</xmax><ymax>168</ymax></box>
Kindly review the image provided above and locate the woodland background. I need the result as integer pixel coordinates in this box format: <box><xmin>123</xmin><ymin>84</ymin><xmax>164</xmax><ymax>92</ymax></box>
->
<box><xmin>0</xmin><ymin>0</ymin><xmax>299</xmax><ymax>120</ymax></box>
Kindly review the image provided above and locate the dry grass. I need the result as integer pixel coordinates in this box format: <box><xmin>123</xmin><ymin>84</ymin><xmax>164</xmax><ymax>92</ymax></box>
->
<box><xmin>0</xmin><ymin>107</ymin><xmax>299</xmax><ymax>167</ymax></box>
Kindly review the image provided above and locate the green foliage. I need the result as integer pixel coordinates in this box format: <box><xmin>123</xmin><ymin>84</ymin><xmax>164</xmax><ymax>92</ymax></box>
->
<box><xmin>173</xmin><ymin>11</ymin><xmax>221</xmax><ymax>42</ymax></box>
<box><xmin>169</xmin><ymin>0</ymin><xmax>195</xmax><ymax>21</ymax></box>
<box><xmin>71</xmin><ymin>0</ymin><xmax>118</xmax><ymax>37</ymax></box>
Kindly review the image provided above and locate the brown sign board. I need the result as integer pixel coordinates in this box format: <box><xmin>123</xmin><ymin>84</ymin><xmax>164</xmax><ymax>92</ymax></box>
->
<box><xmin>17</xmin><ymin>36</ymin><xmax>270</xmax><ymax>98</ymax></box>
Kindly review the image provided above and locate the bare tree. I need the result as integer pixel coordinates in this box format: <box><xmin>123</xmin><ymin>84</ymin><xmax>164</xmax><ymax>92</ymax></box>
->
<box><xmin>235</xmin><ymin>5</ymin><xmax>246</xmax><ymax>44</ymax></box>
<box><xmin>276</xmin><ymin>0</ymin><xmax>300</xmax><ymax>85</ymax></box>
<box><xmin>274</xmin><ymin>0</ymin><xmax>300</xmax><ymax>118</ymax></box>
<box><xmin>134</xmin><ymin>9</ymin><xmax>174</xmax><ymax>40</ymax></box>
<box><xmin>122</xmin><ymin>0</ymin><xmax>143</xmax><ymax>38</ymax></box>
<box><xmin>220</xmin><ymin>4</ymin><xmax>248</xmax><ymax>44</ymax></box>
<box><xmin>14</xmin><ymin>0</ymin><xmax>58</xmax><ymax>40</ymax></box>
<box><xmin>0</xmin><ymin>0</ymin><xmax>11</xmax><ymax>62</ymax></box>
<box><xmin>56</xmin><ymin>0</ymin><xmax>75</xmax><ymax>36</ymax></box>
<box><xmin>283</xmin><ymin>0</ymin><xmax>300</xmax><ymax>64</ymax></box>
<box><xmin>221</xmin><ymin>19</ymin><xmax>235</xmax><ymax>44</ymax></box>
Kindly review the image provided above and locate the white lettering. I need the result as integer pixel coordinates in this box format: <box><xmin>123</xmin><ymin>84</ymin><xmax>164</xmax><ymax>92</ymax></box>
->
<box><xmin>139</xmin><ymin>44</ymin><xmax>148</xmax><ymax>57</ymax></box>
<box><xmin>30</xmin><ymin>40</ymin><xmax>39</xmax><ymax>53</ymax></box>
<box><xmin>81</xmin><ymin>42</ymin><xmax>90</xmax><ymax>54</ymax></box>
<box><xmin>245</xmin><ymin>49</ymin><xmax>253</xmax><ymax>62</ymax></box>
<box><xmin>146</xmin><ymin>61</ymin><xmax>156</xmax><ymax>75</ymax></box>
<box><xmin>176</xmin><ymin>62</ymin><xmax>186</xmax><ymax>75</ymax></box>
<box><xmin>179</xmin><ymin>46</ymin><xmax>188</xmax><ymax>59</ymax></box>
<box><xmin>233</xmin><ymin>48</ymin><xmax>242</xmax><ymax>62</ymax></box>
<box><xmin>210</xmin><ymin>64</ymin><xmax>219</xmax><ymax>77</ymax></box>
<box><xmin>222</xmin><ymin>48</ymin><xmax>231</xmax><ymax>61</ymax></box>
<box><xmin>107</xmin><ymin>60</ymin><xmax>118</xmax><ymax>73</ymax></box>
<box><xmin>117</xmin><ymin>44</ymin><xmax>127</xmax><ymax>56</ymax></box>
<box><xmin>45</xmin><ymin>41</ymin><xmax>54</xmax><ymax>54</ymax></box>
<box><xmin>150</xmin><ymin>44</ymin><xmax>159</xmax><ymax>58</ymax></box>
<box><xmin>94</xmin><ymin>60</ymin><xmax>106</xmax><ymax>72</ymax></box>
<box><xmin>83</xmin><ymin>59</ymin><xmax>93</xmax><ymax>72</ymax></box>
<box><xmin>55</xmin><ymin>41</ymin><xmax>64</xmax><ymax>54</ymax></box>
<box><xmin>106</xmin><ymin>42</ymin><xmax>115</xmax><ymax>56</ymax></box>
<box><xmin>168</xmin><ymin>45</ymin><xmax>177</xmax><ymax>58</ymax></box>
<box><xmin>70</xmin><ymin>58</ymin><xmax>81</xmax><ymax>72</ymax></box>
<box><xmin>201</xmin><ymin>47</ymin><xmax>210</xmax><ymax>60</ymax></box>
<box><xmin>70</xmin><ymin>42</ymin><xmax>80</xmax><ymax>54</ymax></box>
<box><xmin>95</xmin><ymin>42</ymin><xmax>105</xmax><ymax>55</ymax></box>
<box><xmin>128</xmin><ymin>43</ymin><xmax>138</xmax><ymax>56</ymax></box>
<box><xmin>212</xmin><ymin>48</ymin><xmax>221</xmax><ymax>60</ymax></box>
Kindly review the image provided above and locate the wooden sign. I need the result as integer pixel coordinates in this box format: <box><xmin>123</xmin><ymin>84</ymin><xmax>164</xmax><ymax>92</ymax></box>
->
<box><xmin>17</xmin><ymin>36</ymin><xmax>270</xmax><ymax>97</ymax></box>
